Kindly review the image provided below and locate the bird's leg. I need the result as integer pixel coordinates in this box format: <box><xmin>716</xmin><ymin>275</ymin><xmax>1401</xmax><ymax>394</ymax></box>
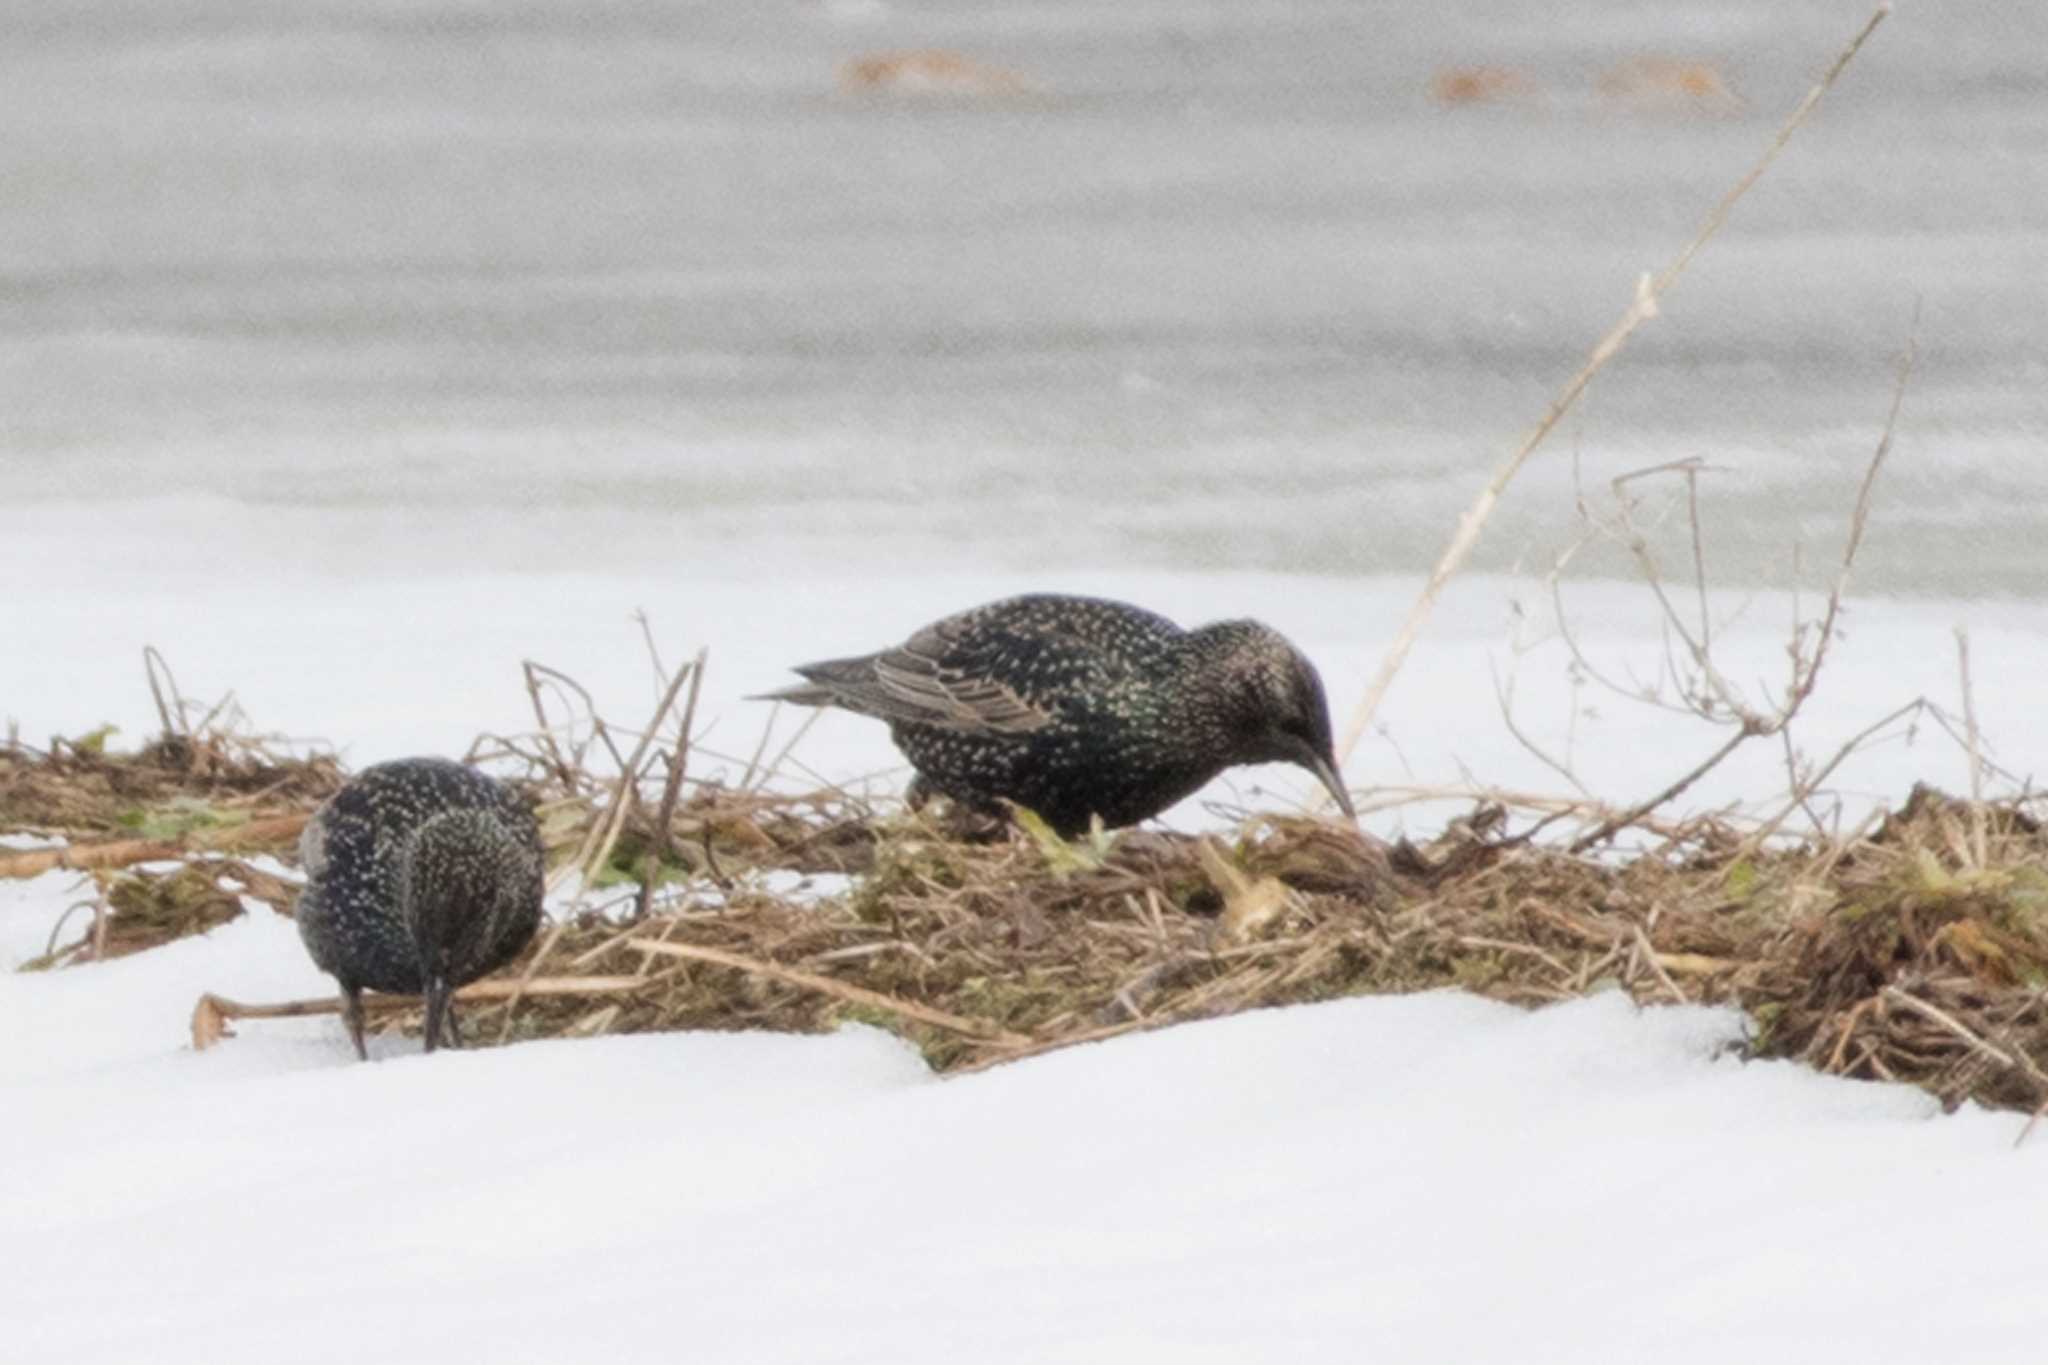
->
<box><xmin>341</xmin><ymin>984</ymin><xmax>368</xmax><ymax>1061</ymax></box>
<box><xmin>440</xmin><ymin>996</ymin><xmax>463</xmax><ymax>1050</ymax></box>
<box><xmin>422</xmin><ymin>975</ymin><xmax>452</xmax><ymax>1054</ymax></box>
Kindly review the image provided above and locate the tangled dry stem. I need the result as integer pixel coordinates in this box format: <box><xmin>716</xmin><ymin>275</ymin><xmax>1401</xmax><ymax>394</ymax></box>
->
<box><xmin>14</xmin><ymin>721</ymin><xmax>2046</xmax><ymax>1120</ymax></box>
<box><xmin>414</xmin><ymin>783</ymin><xmax>2048</xmax><ymax>1119</ymax></box>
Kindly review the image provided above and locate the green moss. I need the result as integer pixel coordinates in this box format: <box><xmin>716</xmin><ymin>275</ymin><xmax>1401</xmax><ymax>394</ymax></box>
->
<box><xmin>846</xmin><ymin>834</ymin><xmax>969</xmax><ymax>921</ymax></box>
<box><xmin>1748</xmin><ymin>1001</ymin><xmax>1784</xmax><ymax>1050</ymax></box>
<box><xmin>66</xmin><ymin>724</ymin><xmax>119</xmax><ymax>756</ymax></box>
<box><xmin>114</xmin><ymin>797</ymin><xmax>246</xmax><ymax>840</ymax></box>
<box><xmin>1012</xmin><ymin>806</ymin><xmax>1116</xmax><ymax>877</ymax></box>
<box><xmin>577</xmin><ymin>827</ymin><xmax>717</xmax><ymax>891</ymax></box>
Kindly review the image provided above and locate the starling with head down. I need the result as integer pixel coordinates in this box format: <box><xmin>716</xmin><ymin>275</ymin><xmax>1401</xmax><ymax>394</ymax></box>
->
<box><xmin>757</xmin><ymin>593</ymin><xmax>1356</xmax><ymax>836</ymax></box>
<box><xmin>296</xmin><ymin>757</ymin><xmax>545</xmax><ymax>1059</ymax></box>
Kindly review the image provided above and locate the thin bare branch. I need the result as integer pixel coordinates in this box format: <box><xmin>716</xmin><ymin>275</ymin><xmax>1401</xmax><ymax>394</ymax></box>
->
<box><xmin>1336</xmin><ymin>4</ymin><xmax>1891</xmax><ymax>765</ymax></box>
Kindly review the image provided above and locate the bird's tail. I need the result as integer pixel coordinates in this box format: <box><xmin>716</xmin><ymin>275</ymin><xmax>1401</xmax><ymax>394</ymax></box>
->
<box><xmin>747</xmin><ymin>657</ymin><xmax>879</xmax><ymax>709</ymax></box>
<box><xmin>399</xmin><ymin>808</ymin><xmax>528</xmax><ymax>976</ymax></box>
<box><xmin>747</xmin><ymin>680</ymin><xmax>840</xmax><ymax>708</ymax></box>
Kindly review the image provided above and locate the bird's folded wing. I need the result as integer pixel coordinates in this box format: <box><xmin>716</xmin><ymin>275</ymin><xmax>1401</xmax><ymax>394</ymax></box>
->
<box><xmin>868</xmin><ymin>652</ymin><xmax>1051</xmax><ymax>733</ymax></box>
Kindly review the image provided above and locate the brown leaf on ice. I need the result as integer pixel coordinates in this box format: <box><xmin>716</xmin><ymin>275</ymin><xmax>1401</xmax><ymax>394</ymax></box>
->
<box><xmin>839</xmin><ymin>50</ymin><xmax>1037</xmax><ymax>98</ymax></box>
<box><xmin>1430</xmin><ymin>66</ymin><xmax>1537</xmax><ymax>108</ymax></box>
<box><xmin>1597</xmin><ymin>57</ymin><xmax>1742</xmax><ymax>112</ymax></box>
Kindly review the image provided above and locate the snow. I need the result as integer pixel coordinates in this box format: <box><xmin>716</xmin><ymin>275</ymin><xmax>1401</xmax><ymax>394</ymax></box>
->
<box><xmin>8</xmin><ymin>0</ymin><xmax>2048</xmax><ymax>1357</ymax></box>
<box><xmin>7</xmin><ymin>518</ymin><xmax>2048</xmax><ymax>1361</ymax></box>
<box><xmin>6</xmin><ymin>565</ymin><xmax>2048</xmax><ymax>1360</ymax></box>
<box><xmin>3</xmin><ymin>553</ymin><xmax>2043</xmax><ymax>842</ymax></box>
<box><xmin>7</xmin><ymin>875</ymin><xmax>2048</xmax><ymax>1364</ymax></box>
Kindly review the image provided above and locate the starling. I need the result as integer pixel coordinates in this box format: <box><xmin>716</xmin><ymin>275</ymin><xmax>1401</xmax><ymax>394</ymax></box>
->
<box><xmin>295</xmin><ymin>758</ymin><xmax>544</xmax><ymax>1059</ymax></box>
<box><xmin>757</xmin><ymin>593</ymin><xmax>1357</xmax><ymax>836</ymax></box>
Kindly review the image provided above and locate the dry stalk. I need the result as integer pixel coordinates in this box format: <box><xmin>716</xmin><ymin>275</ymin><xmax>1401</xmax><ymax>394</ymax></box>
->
<box><xmin>489</xmin><ymin>917</ymin><xmax>573</xmax><ymax>1044</ymax></box>
<box><xmin>751</xmin><ymin>704</ymin><xmax>827</xmax><ymax>793</ymax></box>
<box><xmin>190</xmin><ymin>976</ymin><xmax>650</xmax><ymax>1050</ymax></box>
<box><xmin>1489</xmin><ymin>658</ymin><xmax>1591</xmax><ymax>797</ymax></box>
<box><xmin>1562</xmin><ymin>323</ymin><xmax>1915</xmax><ymax>853</ymax></box>
<box><xmin>1954</xmin><ymin>628</ymin><xmax>1989</xmax><ymax>871</ymax></box>
<box><xmin>626</xmin><ymin>938</ymin><xmax>1032</xmax><ymax>1045</ymax></box>
<box><xmin>566</xmin><ymin>656</ymin><xmax>699</xmax><ymax>892</ymax></box>
<box><xmin>1336</xmin><ymin>4</ymin><xmax>1891</xmax><ymax>767</ymax></box>
<box><xmin>1880</xmin><ymin>986</ymin><xmax>2047</xmax><ymax>1089</ymax></box>
<box><xmin>1734</xmin><ymin>699</ymin><xmax>1929</xmax><ymax>857</ymax></box>
<box><xmin>635</xmin><ymin>647</ymin><xmax>711</xmax><ymax>918</ymax></box>
<box><xmin>143</xmin><ymin>645</ymin><xmax>185</xmax><ymax>739</ymax></box>
<box><xmin>521</xmin><ymin>660</ymin><xmax>584</xmax><ymax>789</ymax></box>
<box><xmin>0</xmin><ymin>814</ymin><xmax>312</xmax><ymax>880</ymax></box>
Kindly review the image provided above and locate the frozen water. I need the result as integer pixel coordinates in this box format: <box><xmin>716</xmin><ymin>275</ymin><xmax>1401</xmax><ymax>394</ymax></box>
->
<box><xmin>6</xmin><ymin>5</ymin><xmax>2048</xmax><ymax>1358</ymax></box>
<box><xmin>3</xmin><ymin>0</ymin><xmax>2044</xmax><ymax>591</ymax></box>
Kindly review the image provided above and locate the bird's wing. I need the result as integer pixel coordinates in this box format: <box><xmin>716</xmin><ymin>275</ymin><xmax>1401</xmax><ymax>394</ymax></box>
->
<box><xmin>870</xmin><ymin>645</ymin><xmax>1051</xmax><ymax>734</ymax></box>
<box><xmin>793</xmin><ymin>613</ymin><xmax>1098</xmax><ymax>735</ymax></box>
<box><xmin>778</xmin><ymin>597</ymin><xmax>1180</xmax><ymax>735</ymax></box>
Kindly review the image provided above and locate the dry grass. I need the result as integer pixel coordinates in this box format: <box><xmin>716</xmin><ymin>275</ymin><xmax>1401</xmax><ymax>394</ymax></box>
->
<box><xmin>1336</xmin><ymin>4</ymin><xmax>1890</xmax><ymax>764</ymax></box>
<box><xmin>460</xmin><ymin>783</ymin><xmax>2048</xmax><ymax>1116</ymax></box>
<box><xmin>6</xmin><ymin>5</ymin><xmax>2017</xmax><ymax>1120</ymax></box>
<box><xmin>0</xmin><ymin>731</ymin><xmax>341</xmax><ymax>842</ymax></box>
<box><xmin>17</xmin><ymin>722</ymin><xmax>2041</xmax><ymax>1117</ymax></box>
<box><xmin>1</xmin><ymin>732</ymin><xmax>340</xmax><ymax>967</ymax></box>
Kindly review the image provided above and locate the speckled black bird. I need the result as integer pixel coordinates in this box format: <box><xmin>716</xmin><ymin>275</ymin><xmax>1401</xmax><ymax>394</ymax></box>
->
<box><xmin>295</xmin><ymin>758</ymin><xmax>544</xmax><ymax>1059</ymax></box>
<box><xmin>756</xmin><ymin>593</ymin><xmax>1357</xmax><ymax>836</ymax></box>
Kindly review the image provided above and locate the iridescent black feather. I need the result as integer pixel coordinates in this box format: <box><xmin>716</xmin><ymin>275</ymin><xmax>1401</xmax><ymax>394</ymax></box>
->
<box><xmin>758</xmin><ymin>593</ymin><xmax>1355</xmax><ymax>836</ymax></box>
<box><xmin>296</xmin><ymin>758</ymin><xmax>544</xmax><ymax>1058</ymax></box>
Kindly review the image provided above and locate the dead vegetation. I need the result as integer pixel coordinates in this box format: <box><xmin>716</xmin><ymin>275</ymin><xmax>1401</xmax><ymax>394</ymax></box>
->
<box><xmin>0</xmin><ymin>728</ymin><xmax>338</xmax><ymax>846</ymax></box>
<box><xmin>10</xmin><ymin>687</ymin><xmax>2048</xmax><ymax>1121</ymax></box>
<box><xmin>9</xmin><ymin>281</ymin><xmax>2033</xmax><ymax>1121</ymax></box>
<box><xmin>837</xmin><ymin>50</ymin><xmax>1037</xmax><ymax>98</ymax></box>
<box><xmin>470</xmin><ymin>784</ymin><xmax>2048</xmax><ymax>1115</ymax></box>
<box><xmin>18</xmin><ymin>8</ymin><xmax>2038</xmax><ymax>1125</ymax></box>
<box><xmin>1596</xmin><ymin>57</ymin><xmax>1743</xmax><ymax>112</ymax></box>
<box><xmin>2</xmin><ymin>656</ymin><xmax>342</xmax><ymax>965</ymax></box>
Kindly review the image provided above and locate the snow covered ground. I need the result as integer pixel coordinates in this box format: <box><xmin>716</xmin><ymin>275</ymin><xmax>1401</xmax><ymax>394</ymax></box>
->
<box><xmin>8</xmin><ymin>0</ymin><xmax>2048</xmax><ymax>1357</ymax></box>
<box><xmin>7</xmin><ymin>567</ymin><xmax>2048</xmax><ymax>1362</ymax></box>
<box><xmin>8</xmin><ymin>874</ymin><xmax>2048</xmax><ymax>1364</ymax></box>
<box><xmin>3</xmin><ymin>538</ymin><xmax>2042</xmax><ymax>843</ymax></box>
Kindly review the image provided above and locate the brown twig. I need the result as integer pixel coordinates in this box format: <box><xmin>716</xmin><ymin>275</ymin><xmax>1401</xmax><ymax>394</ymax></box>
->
<box><xmin>638</xmin><ymin>647</ymin><xmax>710</xmax><ymax>919</ymax></box>
<box><xmin>1560</xmin><ymin>311</ymin><xmax>1915</xmax><ymax>851</ymax></box>
<box><xmin>1880</xmin><ymin>986</ymin><xmax>2048</xmax><ymax>1091</ymax></box>
<box><xmin>565</xmin><ymin>658</ymin><xmax>699</xmax><ymax>893</ymax></box>
<box><xmin>1490</xmin><ymin>668</ymin><xmax>1592</xmax><ymax>798</ymax></box>
<box><xmin>1568</xmin><ymin>730</ymin><xmax>1752</xmax><ymax>854</ymax></box>
<box><xmin>142</xmin><ymin>646</ymin><xmax>185</xmax><ymax>739</ymax></box>
<box><xmin>190</xmin><ymin>976</ymin><xmax>650</xmax><ymax>1050</ymax></box>
<box><xmin>1735</xmin><ymin>699</ymin><xmax>1931</xmax><ymax>856</ymax></box>
<box><xmin>1336</xmin><ymin>5</ymin><xmax>1891</xmax><ymax>766</ymax></box>
<box><xmin>521</xmin><ymin>660</ymin><xmax>584</xmax><ymax>790</ymax></box>
<box><xmin>627</xmin><ymin>938</ymin><xmax>1031</xmax><ymax>1044</ymax></box>
<box><xmin>489</xmin><ymin>918</ymin><xmax>573</xmax><ymax>1044</ymax></box>
<box><xmin>1955</xmin><ymin>628</ymin><xmax>1989</xmax><ymax>872</ymax></box>
<box><xmin>0</xmin><ymin>814</ymin><xmax>312</xmax><ymax>880</ymax></box>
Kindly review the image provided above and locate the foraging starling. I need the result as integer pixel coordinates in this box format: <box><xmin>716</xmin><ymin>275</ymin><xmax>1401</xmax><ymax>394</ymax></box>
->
<box><xmin>295</xmin><ymin>758</ymin><xmax>544</xmax><ymax>1059</ymax></box>
<box><xmin>757</xmin><ymin>593</ymin><xmax>1357</xmax><ymax>836</ymax></box>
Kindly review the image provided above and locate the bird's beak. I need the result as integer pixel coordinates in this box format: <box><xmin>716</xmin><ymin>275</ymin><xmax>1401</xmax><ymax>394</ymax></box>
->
<box><xmin>1305</xmin><ymin>749</ymin><xmax>1356</xmax><ymax>822</ymax></box>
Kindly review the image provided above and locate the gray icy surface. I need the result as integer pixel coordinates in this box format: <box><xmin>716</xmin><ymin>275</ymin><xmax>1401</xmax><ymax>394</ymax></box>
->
<box><xmin>3</xmin><ymin>0</ymin><xmax>2043</xmax><ymax>593</ymax></box>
